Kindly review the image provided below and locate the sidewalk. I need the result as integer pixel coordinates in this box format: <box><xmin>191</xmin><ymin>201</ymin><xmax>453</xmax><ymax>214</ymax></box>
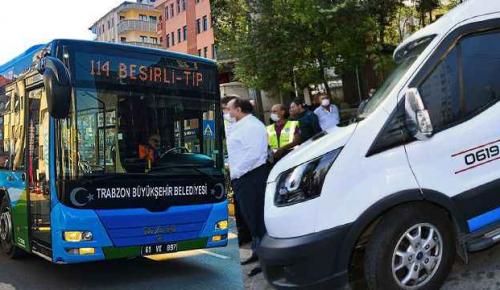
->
<box><xmin>241</xmin><ymin>242</ymin><xmax>500</xmax><ymax>290</ymax></box>
<box><xmin>240</xmin><ymin>243</ymin><xmax>273</xmax><ymax>290</ymax></box>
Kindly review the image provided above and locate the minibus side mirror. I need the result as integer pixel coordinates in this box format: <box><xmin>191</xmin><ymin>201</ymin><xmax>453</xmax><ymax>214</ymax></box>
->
<box><xmin>37</xmin><ymin>56</ymin><xmax>71</xmax><ymax>119</ymax></box>
<box><xmin>404</xmin><ymin>88</ymin><xmax>433</xmax><ymax>140</ymax></box>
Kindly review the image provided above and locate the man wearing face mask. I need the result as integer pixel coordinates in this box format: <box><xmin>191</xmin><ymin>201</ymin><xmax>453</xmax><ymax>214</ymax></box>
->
<box><xmin>267</xmin><ymin>104</ymin><xmax>300</xmax><ymax>162</ymax></box>
<box><xmin>221</xmin><ymin>95</ymin><xmax>252</xmax><ymax>247</ymax></box>
<box><xmin>227</xmin><ymin>98</ymin><xmax>269</xmax><ymax>277</ymax></box>
<box><xmin>221</xmin><ymin>95</ymin><xmax>238</xmax><ymax>137</ymax></box>
<box><xmin>314</xmin><ymin>94</ymin><xmax>340</xmax><ymax>131</ymax></box>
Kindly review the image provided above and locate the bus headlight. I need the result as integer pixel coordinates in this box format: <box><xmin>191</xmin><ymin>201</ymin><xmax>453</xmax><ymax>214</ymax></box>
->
<box><xmin>215</xmin><ymin>220</ymin><xmax>228</xmax><ymax>230</ymax></box>
<box><xmin>64</xmin><ymin>231</ymin><xmax>93</xmax><ymax>242</ymax></box>
<box><xmin>275</xmin><ymin>148</ymin><xmax>342</xmax><ymax>207</ymax></box>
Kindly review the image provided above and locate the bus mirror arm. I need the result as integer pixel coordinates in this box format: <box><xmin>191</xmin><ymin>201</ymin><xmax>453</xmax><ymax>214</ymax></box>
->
<box><xmin>404</xmin><ymin>88</ymin><xmax>433</xmax><ymax>141</ymax></box>
<box><xmin>37</xmin><ymin>56</ymin><xmax>71</xmax><ymax>119</ymax></box>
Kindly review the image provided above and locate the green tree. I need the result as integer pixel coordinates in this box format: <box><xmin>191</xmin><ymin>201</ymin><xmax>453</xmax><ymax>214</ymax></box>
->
<box><xmin>212</xmin><ymin>0</ymin><xmax>457</xmax><ymax>104</ymax></box>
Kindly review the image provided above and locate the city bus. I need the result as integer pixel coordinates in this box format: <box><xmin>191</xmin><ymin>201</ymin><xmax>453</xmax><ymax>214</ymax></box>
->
<box><xmin>0</xmin><ymin>39</ymin><xmax>228</xmax><ymax>263</ymax></box>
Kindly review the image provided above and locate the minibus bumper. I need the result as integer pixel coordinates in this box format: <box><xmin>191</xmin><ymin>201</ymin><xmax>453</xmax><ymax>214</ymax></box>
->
<box><xmin>258</xmin><ymin>224</ymin><xmax>351</xmax><ymax>289</ymax></box>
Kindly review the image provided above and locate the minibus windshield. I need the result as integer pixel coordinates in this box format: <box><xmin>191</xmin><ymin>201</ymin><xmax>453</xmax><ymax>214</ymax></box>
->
<box><xmin>358</xmin><ymin>36</ymin><xmax>434</xmax><ymax>118</ymax></box>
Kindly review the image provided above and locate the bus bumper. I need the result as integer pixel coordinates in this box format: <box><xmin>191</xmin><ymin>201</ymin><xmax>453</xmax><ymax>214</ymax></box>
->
<box><xmin>50</xmin><ymin>201</ymin><xmax>228</xmax><ymax>264</ymax></box>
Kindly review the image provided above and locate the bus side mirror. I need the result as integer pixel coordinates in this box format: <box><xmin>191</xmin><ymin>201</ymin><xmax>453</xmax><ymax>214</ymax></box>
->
<box><xmin>404</xmin><ymin>88</ymin><xmax>433</xmax><ymax>141</ymax></box>
<box><xmin>37</xmin><ymin>57</ymin><xmax>71</xmax><ymax>119</ymax></box>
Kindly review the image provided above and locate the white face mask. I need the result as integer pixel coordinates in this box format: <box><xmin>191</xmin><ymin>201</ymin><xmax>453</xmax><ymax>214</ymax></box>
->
<box><xmin>270</xmin><ymin>113</ymin><xmax>280</xmax><ymax>122</ymax></box>
<box><xmin>223</xmin><ymin>112</ymin><xmax>236</xmax><ymax>123</ymax></box>
<box><xmin>321</xmin><ymin>99</ymin><xmax>330</xmax><ymax>107</ymax></box>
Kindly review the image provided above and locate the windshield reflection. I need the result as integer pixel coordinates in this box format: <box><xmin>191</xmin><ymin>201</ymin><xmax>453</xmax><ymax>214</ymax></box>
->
<box><xmin>57</xmin><ymin>88</ymin><xmax>222</xmax><ymax>179</ymax></box>
<box><xmin>358</xmin><ymin>36</ymin><xmax>435</xmax><ymax>118</ymax></box>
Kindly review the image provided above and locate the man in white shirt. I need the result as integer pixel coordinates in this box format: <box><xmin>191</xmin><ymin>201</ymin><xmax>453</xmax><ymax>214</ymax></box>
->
<box><xmin>221</xmin><ymin>95</ymin><xmax>252</xmax><ymax>247</ymax></box>
<box><xmin>227</xmin><ymin>97</ymin><xmax>269</xmax><ymax>276</ymax></box>
<box><xmin>314</xmin><ymin>94</ymin><xmax>340</xmax><ymax>130</ymax></box>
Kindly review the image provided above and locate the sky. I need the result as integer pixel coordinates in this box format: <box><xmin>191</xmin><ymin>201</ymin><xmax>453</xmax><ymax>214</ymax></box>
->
<box><xmin>0</xmin><ymin>0</ymin><xmax>126</xmax><ymax>65</ymax></box>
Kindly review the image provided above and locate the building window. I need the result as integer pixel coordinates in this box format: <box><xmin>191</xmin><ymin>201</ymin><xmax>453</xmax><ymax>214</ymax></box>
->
<box><xmin>150</xmin><ymin>16</ymin><xmax>157</xmax><ymax>22</ymax></box>
<box><xmin>166</xmin><ymin>34</ymin><xmax>170</xmax><ymax>47</ymax></box>
<box><xmin>150</xmin><ymin>37</ymin><xmax>158</xmax><ymax>44</ymax></box>
<box><xmin>139</xmin><ymin>14</ymin><xmax>148</xmax><ymax>21</ymax></box>
<box><xmin>102</xmin><ymin>24</ymin><xmax>105</xmax><ymax>32</ymax></box>
<box><xmin>177</xmin><ymin>28</ymin><xmax>181</xmax><ymax>43</ymax></box>
<box><xmin>165</xmin><ymin>7</ymin><xmax>169</xmax><ymax>19</ymax></box>
<box><xmin>196</xmin><ymin>19</ymin><xmax>201</xmax><ymax>34</ymax></box>
<box><xmin>170</xmin><ymin>4</ymin><xmax>174</xmax><ymax>18</ymax></box>
<box><xmin>198</xmin><ymin>49</ymin><xmax>202</xmax><ymax>56</ymax></box>
<box><xmin>203</xmin><ymin>46</ymin><xmax>208</xmax><ymax>58</ymax></box>
<box><xmin>140</xmin><ymin>35</ymin><xmax>148</xmax><ymax>43</ymax></box>
<box><xmin>160</xmin><ymin>36</ymin><xmax>163</xmax><ymax>44</ymax></box>
<box><xmin>171</xmin><ymin>32</ymin><xmax>175</xmax><ymax>46</ymax></box>
<box><xmin>183</xmin><ymin>25</ymin><xmax>188</xmax><ymax>41</ymax></box>
<box><xmin>203</xmin><ymin>15</ymin><xmax>208</xmax><ymax>31</ymax></box>
<box><xmin>176</xmin><ymin>0</ymin><xmax>181</xmax><ymax>14</ymax></box>
<box><xmin>120</xmin><ymin>15</ymin><xmax>125</xmax><ymax>20</ymax></box>
<box><xmin>182</xmin><ymin>0</ymin><xmax>186</xmax><ymax>11</ymax></box>
<box><xmin>196</xmin><ymin>0</ymin><xmax>200</xmax><ymax>3</ymax></box>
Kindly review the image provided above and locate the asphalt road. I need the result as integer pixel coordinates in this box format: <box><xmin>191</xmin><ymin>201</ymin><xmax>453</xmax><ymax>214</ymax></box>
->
<box><xmin>0</xmin><ymin>219</ymin><xmax>244</xmax><ymax>290</ymax></box>
<box><xmin>242</xmin><ymin>244</ymin><xmax>500</xmax><ymax>290</ymax></box>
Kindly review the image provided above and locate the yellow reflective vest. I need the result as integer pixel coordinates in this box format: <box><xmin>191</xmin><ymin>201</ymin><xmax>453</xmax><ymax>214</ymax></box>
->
<box><xmin>267</xmin><ymin>120</ymin><xmax>298</xmax><ymax>150</ymax></box>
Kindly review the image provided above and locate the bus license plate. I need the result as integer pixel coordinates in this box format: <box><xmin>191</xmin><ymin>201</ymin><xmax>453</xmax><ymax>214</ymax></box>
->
<box><xmin>141</xmin><ymin>243</ymin><xmax>178</xmax><ymax>256</ymax></box>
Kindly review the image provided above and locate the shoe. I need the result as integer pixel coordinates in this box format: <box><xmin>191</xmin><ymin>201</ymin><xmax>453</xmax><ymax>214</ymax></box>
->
<box><xmin>248</xmin><ymin>267</ymin><xmax>262</xmax><ymax>277</ymax></box>
<box><xmin>241</xmin><ymin>254</ymin><xmax>259</xmax><ymax>265</ymax></box>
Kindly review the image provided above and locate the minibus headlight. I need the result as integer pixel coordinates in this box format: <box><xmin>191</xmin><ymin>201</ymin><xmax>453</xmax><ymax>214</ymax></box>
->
<box><xmin>275</xmin><ymin>148</ymin><xmax>342</xmax><ymax>206</ymax></box>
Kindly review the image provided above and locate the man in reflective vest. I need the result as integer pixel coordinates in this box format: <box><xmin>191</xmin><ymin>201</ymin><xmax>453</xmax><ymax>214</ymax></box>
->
<box><xmin>267</xmin><ymin>104</ymin><xmax>300</xmax><ymax>162</ymax></box>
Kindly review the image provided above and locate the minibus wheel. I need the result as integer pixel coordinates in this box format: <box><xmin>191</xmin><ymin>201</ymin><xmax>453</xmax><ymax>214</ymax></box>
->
<box><xmin>0</xmin><ymin>195</ymin><xmax>24</xmax><ymax>258</ymax></box>
<box><xmin>364</xmin><ymin>203</ymin><xmax>455</xmax><ymax>290</ymax></box>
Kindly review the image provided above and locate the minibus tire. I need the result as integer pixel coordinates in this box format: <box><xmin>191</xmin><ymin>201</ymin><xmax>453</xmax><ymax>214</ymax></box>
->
<box><xmin>364</xmin><ymin>203</ymin><xmax>455</xmax><ymax>290</ymax></box>
<box><xmin>0</xmin><ymin>195</ymin><xmax>24</xmax><ymax>259</ymax></box>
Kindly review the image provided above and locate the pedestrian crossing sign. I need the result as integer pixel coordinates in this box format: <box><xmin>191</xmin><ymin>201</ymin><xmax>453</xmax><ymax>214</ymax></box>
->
<box><xmin>203</xmin><ymin>120</ymin><xmax>215</xmax><ymax>140</ymax></box>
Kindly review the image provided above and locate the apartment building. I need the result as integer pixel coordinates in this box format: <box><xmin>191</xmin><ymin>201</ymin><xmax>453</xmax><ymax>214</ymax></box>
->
<box><xmin>155</xmin><ymin>0</ymin><xmax>216</xmax><ymax>58</ymax></box>
<box><xmin>89</xmin><ymin>1</ymin><xmax>162</xmax><ymax>49</ymax></box>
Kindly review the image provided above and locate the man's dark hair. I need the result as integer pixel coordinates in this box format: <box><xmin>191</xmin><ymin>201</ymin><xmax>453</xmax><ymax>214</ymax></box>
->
<box><xmin>291</xmin><ymin>98</ymin><xmax>305</xmax><ymax>107</ymax></box>
<box><xmin>221</xmin><ymin>95</ymin><xmax>238</xmax><ymax>105</ymax></box>
<box><xmin>232</xmin><ymin>98</ymin><xmax>254</xmax><ymax>114</ymax></box>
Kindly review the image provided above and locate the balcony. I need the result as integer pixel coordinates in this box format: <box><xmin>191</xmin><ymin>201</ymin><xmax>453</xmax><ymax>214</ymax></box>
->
<box><xmin>118</xmin><ymin>20</ymin><xmax>157</xmax><ymax>34</ymax></box>
<box><xmin>123</xmin><ymin>41</ymin><xmax>162</xmax><ymax>49</ymax></box>
<box><xmin>117</xmin><ymin>2</ymin><xmax>158</xmax><ymax>14</ymax></box>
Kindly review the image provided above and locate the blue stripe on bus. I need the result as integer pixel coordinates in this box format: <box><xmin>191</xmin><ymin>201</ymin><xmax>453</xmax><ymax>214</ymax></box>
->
<box><xmin>468</xmin><ymin>207</ymin><xmax>500</xmax><ymax>232</ymax></box>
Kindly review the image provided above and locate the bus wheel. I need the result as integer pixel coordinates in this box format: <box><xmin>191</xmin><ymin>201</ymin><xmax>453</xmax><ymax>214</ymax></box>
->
<box><xmin>364</xmin><ymin>203</ymin><xmax>455</xmax><ymax>290</ymax></box>
<box><xmin>0</xmin><ymin>195</ymin><xmax>23</xmax><ymax>258</ymax></box>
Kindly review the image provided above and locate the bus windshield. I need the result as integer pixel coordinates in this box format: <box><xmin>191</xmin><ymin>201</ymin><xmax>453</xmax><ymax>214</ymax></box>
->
<box><xmin>58</xmin><ymin>88</ymin><xmax>221</xmax><ymax>178</ymax></box>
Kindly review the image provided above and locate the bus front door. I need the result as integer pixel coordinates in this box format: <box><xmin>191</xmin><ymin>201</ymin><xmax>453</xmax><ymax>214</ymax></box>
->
<box><xmin>26</xmin><ymin>88</ymin><xmax>51</xmax><ymax>257</ymax></box>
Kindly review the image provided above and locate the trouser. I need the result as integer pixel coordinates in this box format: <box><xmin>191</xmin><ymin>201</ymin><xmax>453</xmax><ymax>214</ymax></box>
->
<box><xmin>232</xmin><ymin>164</ymin><xmax>269</xmax><ymax>253</ymax></box>
<box><xmin>234</xmin><ymin>198</ymin><xmax>252</xmax><ymax>245</ymax></box>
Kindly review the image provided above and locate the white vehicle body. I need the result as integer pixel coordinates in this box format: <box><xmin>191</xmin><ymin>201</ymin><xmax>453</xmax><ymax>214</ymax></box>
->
<box><xmin>259</xmin><ymin>1</ymin><xmax>500</xmax><ymax>289</ymax></box>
